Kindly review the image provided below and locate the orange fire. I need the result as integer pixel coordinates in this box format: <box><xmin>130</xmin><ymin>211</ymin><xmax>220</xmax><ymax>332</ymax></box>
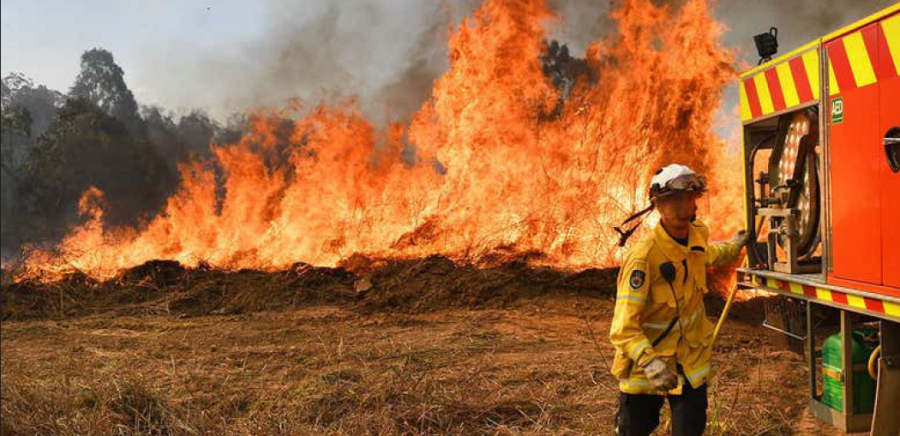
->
<box><xmin>18</xmin><ymin>0</ymin><xmax>747</xmax><ymax>282</ymax></box>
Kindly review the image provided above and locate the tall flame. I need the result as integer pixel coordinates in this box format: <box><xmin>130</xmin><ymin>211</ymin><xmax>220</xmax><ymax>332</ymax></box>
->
<box><xmin>20</xmin><ymin>0</ymin><xmax>745</xmax><ymax>280</ymax></box>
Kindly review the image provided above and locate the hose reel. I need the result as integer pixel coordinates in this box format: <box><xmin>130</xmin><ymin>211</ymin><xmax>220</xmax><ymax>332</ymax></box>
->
<box><xmin>752</xmin><ymin>109</ymin><xmax>822</xmax><ymax>273</ymax></box>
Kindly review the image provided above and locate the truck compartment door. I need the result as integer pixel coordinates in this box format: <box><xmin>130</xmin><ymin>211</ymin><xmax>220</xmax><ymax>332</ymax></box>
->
<box><xmin>828</xmin><ymin>23</ymin><xmax>884</xmax><ymax>286</ymax></box>
<box><xmin>879</xmin><ymin>14</ymin><xmax>900</xmax><ymax>289</ymax></box>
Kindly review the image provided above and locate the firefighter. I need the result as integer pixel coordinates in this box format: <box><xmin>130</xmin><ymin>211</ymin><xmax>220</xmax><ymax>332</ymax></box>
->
<box><xmin>609</xmin><ymin>164</ymin><xmax>750</xmax><ymax>436</ymax></box>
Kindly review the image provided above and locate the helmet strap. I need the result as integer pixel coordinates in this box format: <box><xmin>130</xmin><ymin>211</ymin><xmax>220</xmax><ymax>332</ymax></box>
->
<box><xmin>613</xmin><ymin>204</ymin><xmax>655</xmax><ymax>247</ymax></box>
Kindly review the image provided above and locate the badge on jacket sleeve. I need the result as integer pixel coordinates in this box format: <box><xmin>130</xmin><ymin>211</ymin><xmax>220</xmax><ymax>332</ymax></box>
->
<box><xmin>629</xmin><ymin>270</ymin><xmax>646</xmax><ymax>290</ymax></box>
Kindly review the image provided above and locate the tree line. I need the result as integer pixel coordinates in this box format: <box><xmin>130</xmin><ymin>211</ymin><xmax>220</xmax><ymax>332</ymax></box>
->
<box><xmin>1</xmin><ymin>42</ymin><xmax>589</xmax><ymax>257</ymax></box>
<box><xmin>1</xmin><ymin>48</ymin><xmax>245</xmax><ymax>254</ymax></box>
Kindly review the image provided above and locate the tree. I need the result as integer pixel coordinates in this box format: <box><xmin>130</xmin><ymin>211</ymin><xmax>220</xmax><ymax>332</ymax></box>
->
<box><xmin>20</xmin><ymin>98</ymin><xmax>170</xmax><ymax>236</ymax></box>
<box><xmin>1</xmin><ymin>106</ymin><xmax>33</xmax><ymax>248</ymax></box>
<box><xmin>69</xmin><ymin>49</ymin><xmax>140</xmax><ymax>126</ymax></box>
<box><xmin>219</xmin><ymin>112</ymin><xmax>248</xmax><ymax>145</ymax></box>
<box><xmin>1</xmin><ymin>105</ymin><xmax>32</xmax><ymax>183</ymax></box>
<box><xmin>176</xmin><ymin>110</ymin><xmax>218</xmax><ymax>156</ymax></box>
<box><xmin>1</xmin><ymin>73</ymin><xmax>65</xmax><ymax>250</ymax></box>
<box><xmin>140</xmin><ymin>105</ymin><xmax>182</xmax><ymax>172</ymax></box>
<box><xmin>540</xmin><ymin>39</ymin><xmax>595</xmax><ymax>113</ymax></box>
<box><xmin>3</xmin><ymin>73</ymin><xmax>63</xmax><ymax>137</ymax></box>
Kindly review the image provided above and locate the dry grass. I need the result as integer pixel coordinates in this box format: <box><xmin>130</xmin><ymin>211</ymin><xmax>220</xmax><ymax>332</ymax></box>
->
<box><xmin>2</xmin><ymin>305</ymin><xmax>837</xmax><ymax>436</ymax></box>
<box><xmin>0</xmin><ymin>259</ymin><xmax>842</xmax><ymax>435</ymax></box>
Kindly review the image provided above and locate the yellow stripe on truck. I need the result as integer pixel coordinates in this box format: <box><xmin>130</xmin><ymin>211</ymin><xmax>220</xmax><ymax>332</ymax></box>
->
<box><xmin>884</xmin><ymin>301</ymin><xmax>900</xmax><ymax>318</ymax></box>
<box><xmin>802</xmin><ymin>50</ymin><xmax>820</xmax><ymax>100</ymax></box>
<box><xmin>842</xmin><ymin>32</ymin><xmax>877</xmax><ymax>87</ymax></box>
<box><xmin>846</xmin><ymin>294</ymin><xmax>867</xmax><ymax>310</ymax></box>
<box><xmin>739</xmin><ymin>82</ymin><xmax>752</xmax><ymax>121</ymax></box>
<box><xmin>775</xmin><ymin>62</ymin><xmax>800</xmax><ymax>107</ymax></box>
<box><xmin>753</xmin><ymin>73</ymin><xmax>774</xmax><ymax>114</ymax></box>
<box><xmin>883</xmin><ymin>14</ymin><xmax>900</xmax><ymax>77</ymax></box>
<box><xmin>828</xmin><ymin>62</ymin><xmax>840</xmax><ymax>96</ymax></box>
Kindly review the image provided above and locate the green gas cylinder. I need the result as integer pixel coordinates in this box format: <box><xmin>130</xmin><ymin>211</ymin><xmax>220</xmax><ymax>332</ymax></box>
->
<box><xmin>821</xmin><ymin>329</ymin><xmax>877</xmax><ymax>413</ymax></box>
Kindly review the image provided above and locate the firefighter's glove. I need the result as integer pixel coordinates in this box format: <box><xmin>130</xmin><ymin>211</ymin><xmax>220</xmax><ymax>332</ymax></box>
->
<box><xmin>731</xmin><ymin>230</ymin><xmax>750</xmax><ymax>248</ymax></box>
<box><xmin>642</xmin><ymin>358</ymin><xmax>678</xmax><ymax>391</ymax></box>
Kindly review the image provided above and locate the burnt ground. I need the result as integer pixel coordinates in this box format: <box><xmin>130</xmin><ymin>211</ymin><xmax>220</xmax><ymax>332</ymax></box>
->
<box><xmin>0</xmin><ymin>257</ymin><xmax>856</xmax><ymax>435</ymax></box>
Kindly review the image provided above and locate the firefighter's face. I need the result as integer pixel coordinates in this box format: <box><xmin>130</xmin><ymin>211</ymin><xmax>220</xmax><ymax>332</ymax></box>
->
<box><xmin>656</xmin><ymin>191</ymin><xmax>700</xmax><ymax>229</ymax></box>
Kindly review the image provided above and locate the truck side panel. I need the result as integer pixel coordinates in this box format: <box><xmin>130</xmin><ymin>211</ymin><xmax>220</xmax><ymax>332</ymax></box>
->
<box><xmin>827</xmin><ymin>23</ymin><xmax>884</xmax><ymax>287</ymax></box>
<box><xmin>879</xmin><ymin>14</ymin><xmax>900</xmax><ymax>289</ymax></box>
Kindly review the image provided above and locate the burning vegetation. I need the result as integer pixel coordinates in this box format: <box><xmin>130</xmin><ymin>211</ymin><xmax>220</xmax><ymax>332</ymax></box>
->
<box><xmin>8</xmin><ymin>0</ymin><xmax>744</xmax><ymax>282</ymax></box>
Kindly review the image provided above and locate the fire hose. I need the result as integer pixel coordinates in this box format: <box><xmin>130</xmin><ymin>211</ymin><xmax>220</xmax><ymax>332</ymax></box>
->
<box><xmin>711</xmin><ymin>286</ymin><xmax>736</xmax><ymax>348</ymax></box>
<box><xmin>711</xmin><ymin>217</ymin><xmax>766</xmax><ymax>348</ymax></box>
<box><xmin>868</xmin><ymin>345</ymin><xmax>882</xmax><ymax>380</ymax></box>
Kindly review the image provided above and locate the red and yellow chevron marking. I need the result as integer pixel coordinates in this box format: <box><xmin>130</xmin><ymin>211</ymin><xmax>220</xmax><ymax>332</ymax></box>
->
<box><xmin>750</xmin><ymin>275</ymin><xmax>900</xmax><ymax>321</ymax></box>
<box><xmin>740</xmin><ymin>48</ymin><xmax>820</xmax><ymax>122</ymax></box>
<box><xmin>740</xmin><ymin>11</ymin><xmax>900</xmax><ymax>122</ymax></box>
<box><xmin>827</xmin><ymin>13</ymin><xmax>900</xmax><ymax>96</ymax></box>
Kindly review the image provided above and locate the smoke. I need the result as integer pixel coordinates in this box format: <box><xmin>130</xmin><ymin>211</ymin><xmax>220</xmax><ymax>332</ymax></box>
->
<box><xmin>138</xmin><ymin>0</ymin><xmax>892</xmax><ymax>128</ymax></box>
<box><xmin>544</xmin><ymin>0</ymin><xmax>615</xmax><ymax>55</ymax></box>
<box><xmin>545</xmin><ymin>0</ymin><xmax>893</xmax><ymax>63</ymax></box>
<box><xmin>715</xmin><ymin>0</ymin><xmax>895</xmax><ymax>66</ymax></box>
<box><xmin>140</xmin><ymin>1</ymin><xmax>480</xmax><ymax>125</ymax></box>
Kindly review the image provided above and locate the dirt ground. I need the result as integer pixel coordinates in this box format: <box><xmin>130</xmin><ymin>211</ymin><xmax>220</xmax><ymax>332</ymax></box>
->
<box><xmin>0</xmin><ymin>258</ymin><xmax>859</xmax><ymax>435</ymax></box>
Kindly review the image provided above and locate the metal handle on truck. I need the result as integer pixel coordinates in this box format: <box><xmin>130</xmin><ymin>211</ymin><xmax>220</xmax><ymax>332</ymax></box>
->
<box><xmin>886</xmin><ymin>127</ymin><xmax>900</xmax><ymax>173</ymax></box>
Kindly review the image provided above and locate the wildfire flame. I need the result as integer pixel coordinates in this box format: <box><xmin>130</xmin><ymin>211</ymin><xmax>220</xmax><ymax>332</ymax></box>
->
<box><xmin>19</xmin><ymin>0</ymin><xmax>746</xmax><ymax>283</ymax></box>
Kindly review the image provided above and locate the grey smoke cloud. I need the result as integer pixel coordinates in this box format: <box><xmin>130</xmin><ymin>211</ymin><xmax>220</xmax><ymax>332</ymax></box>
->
<box><xmin>140</xmin><ymin>0</ymin><xmax>479</xmax><ymax>125</ymax></box>
<box><xmin>716</xmin><ymin>0</ymin><xmax>895</xmax><ymax>65</ymax></box>
<box><xmin>547</xmin><ymin>0</ymin><xmax>894</xmax><ymax>64</ymax></box>
<box><xmin>139</xmin><ymin>0</ymin><xmax>894</xmax><ymax>126</ymax></box>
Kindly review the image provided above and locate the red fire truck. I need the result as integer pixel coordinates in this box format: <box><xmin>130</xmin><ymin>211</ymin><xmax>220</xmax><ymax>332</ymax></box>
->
<box><xmin>737</xmin><ymin>4</ymin><xmax>899</xmax><ymax>435</ymax></box>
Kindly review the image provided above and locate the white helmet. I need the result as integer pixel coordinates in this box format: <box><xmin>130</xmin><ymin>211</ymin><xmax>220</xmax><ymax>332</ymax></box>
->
<box><xmin>649</xmin><ymin>164</ymin><xmax>707</xmax><ymax>199</ymax></box>
<box><xmin>615</xmin><ymin>163</ymin><xmax>708</xmax><ymax>246</ymax></box>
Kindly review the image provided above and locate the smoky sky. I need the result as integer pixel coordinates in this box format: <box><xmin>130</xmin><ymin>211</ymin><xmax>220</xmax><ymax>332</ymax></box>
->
<box><xmin>139</xmin><ymin>1</ymin><xmax>479</xmax><ymax>125</ymax></box>
<box><xmin>138</xmin><ymin>0</ymin><xmax>895</xmax><ymax>125</ymax></box>
<box><xmin>716</xmin><ymin>0</ymin><xmax>897</xmax><ymax>62</ymax></box>
<box><xmin>548</xmin><ymin>0</ymin><xmax>896</xmax><ymax>61</ymax></box>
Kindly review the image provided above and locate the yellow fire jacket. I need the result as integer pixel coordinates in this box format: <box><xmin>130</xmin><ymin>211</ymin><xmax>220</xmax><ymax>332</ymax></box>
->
<box><xmin>609</xmin><ymin>220</ymin><xmax>741</xmax><ymax>395</ymax></box>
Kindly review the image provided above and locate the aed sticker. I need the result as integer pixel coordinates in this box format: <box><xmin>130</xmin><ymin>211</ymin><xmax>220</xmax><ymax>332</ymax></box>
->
<box><xmin>831</xmin><ymin>97</ymin><xmax>844</xmax><ymax>124</ymax></box>
<box><xmin>629</xmin><ymin>270</ymin><xmax>646</xmax><ymax>290</ymax></box>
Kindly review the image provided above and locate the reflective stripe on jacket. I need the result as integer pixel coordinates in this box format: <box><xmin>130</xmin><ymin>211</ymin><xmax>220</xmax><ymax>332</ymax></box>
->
<box><xmin>608</xmin><ymin>220</ymin><xmax>740</xmax><ymax>395</ymax></box>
